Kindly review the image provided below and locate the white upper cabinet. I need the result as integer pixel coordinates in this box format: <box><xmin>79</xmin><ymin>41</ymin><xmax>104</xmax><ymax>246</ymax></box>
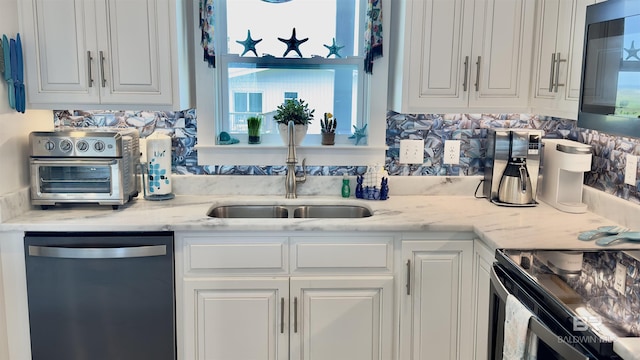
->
<box><xmin>19</xmin><ymin>0</ymin><xmax>193</xmax><ymax>110</ymax></box>
<box><xmin>389</xmin><ymin>0</ymin><xmax>535</xmax><ymax>113</ymax></box>
<box><xmin>530</xmin><ymin>0</ymin><xmax>597</xmax><ymax>119</ymax></box>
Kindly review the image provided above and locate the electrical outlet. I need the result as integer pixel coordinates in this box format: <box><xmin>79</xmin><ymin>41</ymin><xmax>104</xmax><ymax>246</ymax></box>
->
<box><xmin>614</xmin><ymin>262</ymin><xmax>626</xmax><ymax>294</ymax></box>
<box><xmin>625</xmin><ymin>154</ymin><xmax>638</xmax><ymax>185</ymax></box>
<box><xmin>399</xmin><ymin>139</ymin><xmax>424</xmax><ymax>164</ymax></box>
<box><xmin>443</xmin><ymin>140</ymin><xmax>461</xmax><ymax>165</ymax></box>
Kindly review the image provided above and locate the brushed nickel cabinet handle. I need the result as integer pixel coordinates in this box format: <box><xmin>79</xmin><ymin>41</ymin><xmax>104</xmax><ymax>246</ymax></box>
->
<box><xmin>554</xmin><ymin>52</ymin><xmax>566</xmax><ymax>93</ymax></box>
<box><xmin>280</xmin><ymin>297</ymin><xmax>285</xmax><ymax>334</ymax></box>
<box><xmin>474</xmin><ymin>56</ymin><xmax>481</xmax><ymax>92</ymax></box>
<box><xmin>462</xmin><ymin>56</ymin><xmax>469</xmax><ymax>92</ymax></box>
<box><xmin>548</xmin><ymin>52</ymin><xmax>556</xmax><ymax>93</ymax></box>
<box><xmin>406</xmin><ymin>259</ymin><xmax>411</xmax><ymax>295</ymax></box>
<box><xmin>99</xmin><ymin>51</ymin><xmax>107</xmax><ymax>87</ymax></box>
<box><xmin>294</xmin><ymin>297</ymin><xmax>298</xmax><ymax>333</ymax></box>
<box><xmin>87</xmin><ymin>51</ymin><xmax>93</xmax><ymax>87</ymax></box>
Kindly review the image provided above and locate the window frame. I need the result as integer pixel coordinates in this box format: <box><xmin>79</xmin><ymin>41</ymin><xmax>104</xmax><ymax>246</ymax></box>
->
<box><xmin>195</xmin><ymin>0</ymin><xmax>390</xmax><ymax>166</ymax></box>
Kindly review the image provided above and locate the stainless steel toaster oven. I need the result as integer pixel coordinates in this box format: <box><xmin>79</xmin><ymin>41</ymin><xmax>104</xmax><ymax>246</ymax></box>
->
<box><xmin>29</xmin><ymin>129</ymin><xmax>140</xmax><ymax>209</ymax></box>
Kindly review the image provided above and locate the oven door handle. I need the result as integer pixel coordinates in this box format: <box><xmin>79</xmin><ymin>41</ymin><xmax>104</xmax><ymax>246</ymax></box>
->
<box><xmin>30</xmin><ymin>158</ymin><xmax>118</xmax><ymax>166</ymax></box>
<box><xmin>490</xmin><ymin>266</ymin><xmax>589</xmax><ymax>360</ymax></box>
<box><xmin>28</xmin><ymin>245</ymin><xmax>167</xmax><ymax>259</ymax></box>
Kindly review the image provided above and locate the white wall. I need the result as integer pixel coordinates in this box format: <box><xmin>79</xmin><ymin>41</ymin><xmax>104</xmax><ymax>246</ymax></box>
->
<box><xmin>0</xmin><ymin>0</ymin><xmax>53</xmax><ymax>196</ymax></box>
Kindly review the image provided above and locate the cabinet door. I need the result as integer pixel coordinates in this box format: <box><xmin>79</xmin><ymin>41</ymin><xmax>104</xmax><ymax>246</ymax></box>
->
<box><xmin>405</xmin><ymin>0</ymin><xmax>474</xmax><ymax>109</ymax></box>
<box><xmin>400</xmin><ymin>240</ymin><xmax>473</xmax><ymax>360</ymax></box>
<box><xmin>183</xmin><ymin>277</ymin><xmax>289</xmax><ymax>360</ymax></box>
<box><xmin>290</xmin><ymin>276</ymin><xmax>394</xmax><ymax>360</ymax></box>
<box><xmin>95</xmin><ymin>0</ymin><xmax>173</xmax><ymax>105</ymax></box>
<box><xmin>469</xmin><ymin>0</ymin><xmax>534</xmax><ymax>109</ymax></box>
<box><xmin>21</xmin><ymin>0</ymin><xmax>99</xmax><ymax>104</ymax></box>
<box><xmin>531</xmin><ymin>0</ymin><xmax>596</xmax><ymax>119</ymax></box>
<box><xmin>472</xmin><ymin>239</ymin><xmax>495</xmax><ymax>360</ymax></box>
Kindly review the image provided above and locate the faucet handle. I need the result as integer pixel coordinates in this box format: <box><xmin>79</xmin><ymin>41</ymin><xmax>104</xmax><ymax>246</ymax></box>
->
<box><xmin>297</xmin><ymin>158</ymin><xmax>307</xmax><ymax>183</ymax></box>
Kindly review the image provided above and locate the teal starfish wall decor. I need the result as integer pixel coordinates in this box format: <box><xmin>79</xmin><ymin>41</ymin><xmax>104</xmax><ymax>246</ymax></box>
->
<box><xmin>236</xmin><ymin>30</ymin><xmax>262</xmax><ymax>57</ymax></box>
<box><xmin>323</xmin><ymin>38</ymin><xmax>344</xmax><ymax>58</ymax></box>
<box><xmin>278</xmin><ymin>28</ymin><xmax>308</xmax><ymax>58</ymax></box>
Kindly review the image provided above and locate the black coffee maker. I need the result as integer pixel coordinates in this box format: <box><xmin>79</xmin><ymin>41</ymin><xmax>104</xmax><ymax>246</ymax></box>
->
<box><xmin>483</xmin><ymin>129</ymin><xmax>543</xmax><ymax>206</ymax></box>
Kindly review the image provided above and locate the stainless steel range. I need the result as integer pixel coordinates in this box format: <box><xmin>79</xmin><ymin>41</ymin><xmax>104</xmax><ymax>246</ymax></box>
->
<box><xmin>490</xmin><ymin>248</ymin><xmax>640</xmax><ymax>359</ymax></box>
<box><xmin>29</xmin><ymin>129</ymin><xmax>140</xmax><ymax>209</ymax></box>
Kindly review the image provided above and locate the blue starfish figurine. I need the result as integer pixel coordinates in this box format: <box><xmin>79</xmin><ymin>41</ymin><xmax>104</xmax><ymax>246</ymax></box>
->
<box><xmin>236</xmin><ymin>30</ymin><xmax>262</xmax><ymax>57</ymax></box>
<box><xmin>625</xmin><ymin>40</ymin><xmax>640</xmax><ymax>61</ymax></box>
<box><xmin>323</xmin><ymin>38</ymin><xmax>344</xmax><ymax>58</ymax></box>
<box><xmin>278</xmin><ymin>28</ymin><xmax>308</xmax><ymax>58</ymax></box>
<box><xmin>348</xmin><ymin>124</ymin><xmax>368</xmax><ymax>145</ymax></box>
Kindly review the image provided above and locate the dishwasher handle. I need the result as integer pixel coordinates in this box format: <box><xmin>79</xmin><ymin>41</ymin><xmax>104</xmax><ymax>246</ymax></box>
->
<box><xmin>490</xmin><ymin>266</ymin><xmax>589</xmax><ymax>360</ymax></box>
<box><xmin>28</xmin><ymin>245</ymin><xmax>167</xmax><ymax>259</ymax></box>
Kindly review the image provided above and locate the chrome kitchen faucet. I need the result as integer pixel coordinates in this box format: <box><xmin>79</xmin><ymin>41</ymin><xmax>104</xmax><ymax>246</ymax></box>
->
<box><xmin>285</xmin><ymin>120</ymin><xmax>306</xmax><ymax>198</ymax></box>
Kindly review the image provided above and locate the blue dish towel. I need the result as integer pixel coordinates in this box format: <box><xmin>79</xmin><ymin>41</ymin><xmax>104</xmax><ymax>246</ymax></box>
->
<box><xmin>503</xmin><ymin>294</ymin><xmax>538</xmax><ymax>360</ymax></box>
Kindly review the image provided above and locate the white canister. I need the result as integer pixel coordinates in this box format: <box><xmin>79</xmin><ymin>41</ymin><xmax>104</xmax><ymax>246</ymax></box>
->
<box><xmin>146</xmin><ymin>132</ymin><xmax>172</xmax><ymax>195</ymax></box>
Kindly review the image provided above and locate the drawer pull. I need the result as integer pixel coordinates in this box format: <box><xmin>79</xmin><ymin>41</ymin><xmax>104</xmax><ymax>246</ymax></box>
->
<box><xmin>406</xmin><ymin>259</ymin><xmax>411</xmax><ymax>295</ymax></box>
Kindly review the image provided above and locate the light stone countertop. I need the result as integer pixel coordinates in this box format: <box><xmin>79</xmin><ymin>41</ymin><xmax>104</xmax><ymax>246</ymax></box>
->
<box><xmin>1</xmin><ymin>192</ymin><xmax>636</xmax><ymax>251</ymax></box>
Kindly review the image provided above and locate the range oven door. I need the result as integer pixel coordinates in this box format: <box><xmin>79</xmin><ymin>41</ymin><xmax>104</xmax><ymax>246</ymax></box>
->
<box><xmin>30</xmin><ymin>158</ymin><xmax>126</xmax><ymax>204</ymax></box>
<box><xmin>489</xmin><ymin>264</ymin><xmax>596</xmax><ymax>360</ymax></box>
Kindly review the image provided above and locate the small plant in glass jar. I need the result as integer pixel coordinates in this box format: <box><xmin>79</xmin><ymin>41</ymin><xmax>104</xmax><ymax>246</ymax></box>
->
<box><xmin>247</xmin><ymin>115</ymin><xmax>262</xmax><ymax>144</ymax></box>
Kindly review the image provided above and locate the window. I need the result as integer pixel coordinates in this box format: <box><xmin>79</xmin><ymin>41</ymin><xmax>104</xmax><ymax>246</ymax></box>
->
<box><xmin>216</xmin><ymin>0</ymin><xmax>365</xmax><ymax>137</ymax></box>
<box><xmin>195</xmin><ymin>0</ymin><xmax>390</xmax><ymax>166</ymax></box>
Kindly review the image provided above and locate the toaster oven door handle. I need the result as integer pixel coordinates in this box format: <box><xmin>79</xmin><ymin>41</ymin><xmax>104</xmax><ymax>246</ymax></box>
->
<box><xmin>31</xmin><ymin>159</ymin><xmax>118</xmax><ymax>166</ymax></box>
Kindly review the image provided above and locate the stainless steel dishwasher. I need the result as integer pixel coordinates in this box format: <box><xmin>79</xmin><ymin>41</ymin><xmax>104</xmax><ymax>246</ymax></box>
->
<box><xmin>24</xmin><ymin>231</ymin><xmax>175</xmax><ymax>360</ymax></box>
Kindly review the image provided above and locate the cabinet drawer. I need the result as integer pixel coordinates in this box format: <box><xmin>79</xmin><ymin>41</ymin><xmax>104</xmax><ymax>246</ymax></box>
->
<box><xmin>184</xmin><ymin>236</ymin><xmax>288</xmax><ymax>274</ymax></box>
<box><xmin>291</xmin><ymin>236</ymin><xmax>394</xmax><ymax>273</ymax></box>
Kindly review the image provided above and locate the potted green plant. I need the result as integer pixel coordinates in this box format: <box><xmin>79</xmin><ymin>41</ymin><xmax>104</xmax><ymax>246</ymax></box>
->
<box><xmin>247</xmin><ymin>115</ymin><xmax>262</xmax><ymax>144</ymax></box>
<box><xmin>273</xmin><ymin>98</ymin><xmax>315</xmax><ymax>145</ymax></box>
<box><xmin>321</xmin><ymin>112</ymin><xmax>336</xmax><ymax>145</ymax></box>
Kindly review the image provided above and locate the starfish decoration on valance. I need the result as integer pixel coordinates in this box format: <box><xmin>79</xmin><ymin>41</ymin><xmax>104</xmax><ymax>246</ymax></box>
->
<box><xmin>278</xmin><ymin>28</ymin><xmax>308</xmax><ymax>58</ymax></box>
<box><xmin>236</xmin><ymin>30</ymin><xmax>262</xmax><ymax>57</ymax></box>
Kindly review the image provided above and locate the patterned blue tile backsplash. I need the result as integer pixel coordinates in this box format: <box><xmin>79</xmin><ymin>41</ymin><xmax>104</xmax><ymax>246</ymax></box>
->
<box><xmin>54</xmin><ymin>110</ymin><xmax>640</xmax><ymax>204</ymax></box>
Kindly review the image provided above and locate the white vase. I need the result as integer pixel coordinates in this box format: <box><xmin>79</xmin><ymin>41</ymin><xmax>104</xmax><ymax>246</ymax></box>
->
<box><xmin>278</xmin><ymin>123</ymin><xmax>308</xmax><ymax>145</ymax></box>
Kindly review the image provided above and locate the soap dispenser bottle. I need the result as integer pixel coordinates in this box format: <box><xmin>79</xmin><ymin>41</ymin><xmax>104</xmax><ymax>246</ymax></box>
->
<box><xmin>341</xmin><ymin>174</ymin><xmax>351</xmax><ymax>198</ymax></box>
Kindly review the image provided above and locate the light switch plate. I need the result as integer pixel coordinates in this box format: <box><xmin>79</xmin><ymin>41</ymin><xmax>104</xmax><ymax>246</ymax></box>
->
<box><xmin>625</xmin><ymin>154</ymin><xmax>638</xmax><ymax>186</ymax></box>
<box><xmin>614</xmin><ymin>262</ymin><xmax>626</xmax><ymax>295</ymax></box>
<box><xmin>399</xmin><ymin>139</ymin><xmax>424</xmax><ymax>164</ymax></box>
<box><xmin>443</xmin><ymin>140</ymin><xmax>461</xmax><ymax>165</ymax></box>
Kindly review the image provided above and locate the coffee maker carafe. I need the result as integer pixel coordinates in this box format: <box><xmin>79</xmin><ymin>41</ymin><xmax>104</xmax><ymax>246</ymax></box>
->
<box><xmin>483</xmin><ymin>129</ymin><xmax>542</xmax><ymax>206</ymax></box>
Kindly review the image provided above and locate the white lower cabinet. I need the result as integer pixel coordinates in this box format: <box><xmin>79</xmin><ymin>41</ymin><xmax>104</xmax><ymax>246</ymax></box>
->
<box><xmin>177</xmin><ymin>232</ymin><xmax>395</xmax><ymax>360</ymax></box>
<box><xmin>400</xmin><ymin>237</ymin><xmax>474</xmax><ymax>360</ymax></box>
<box><xmin>183</xmin><ymin>277</ymin><xmax>289</xmax><ymax>360</ymax></box>
<box><xmin>472</xmin><ymin>239</ymin><xmax>496</xmax><ymax>360</ymax></box>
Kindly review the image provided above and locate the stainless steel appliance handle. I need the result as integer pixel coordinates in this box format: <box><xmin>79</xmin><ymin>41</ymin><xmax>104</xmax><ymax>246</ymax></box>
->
<box><xmin>462</xmin><ymin>56</ymin><xmax>469</xmax><ymax>92</ymax></box>
<box><xmin>490</xmin><ymin>266</ymin><xmax>589</xmax><ymax>360</ymax></box>
<box><xmin>548</xmin><ymin>52</ymin><xmax>556</xmax><ymax>93</ymax></box>
<box><xmin>100</xmin><ymin>51</ymin><xmax>107</xmax><ymax>87</ymax></box>
<box><xmin>474</xmin><ymin>56</ymin><xmax>481</xmax><ymax>91</ymax></box>
<box><xmin>87</xmin><ymin>51</ymin><xmax>94</xmax><ymax>87</ymax></box>
<box><xmin>31</xmin><ymin>158</ymin><xmax>118</xmax><ymax>166</ymax></box>
<box><xmin>28</xmin><ymin>245</ymin><xmax>167</xmax><ymax>259</ymax></box>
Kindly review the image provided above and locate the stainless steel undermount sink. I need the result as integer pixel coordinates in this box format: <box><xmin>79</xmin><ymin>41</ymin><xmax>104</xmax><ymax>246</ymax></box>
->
<box><xmin>292</xmin><ymin>205</ymin><xmax>372</xmax><ymax>218</ymax></box>
<box><xmin>207</xmin><ymin>205</ymin><xmax>289</xmax><ymax>218</ymax></box>
<box><xmin>207</xmin><ymin>204</ymin><xmax>373</xmax><ymax>219</ymax></box>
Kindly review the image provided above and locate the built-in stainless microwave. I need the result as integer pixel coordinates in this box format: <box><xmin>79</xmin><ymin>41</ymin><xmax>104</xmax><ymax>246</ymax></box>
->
<box><xmin>578</xmin><ymin>0</ymin><xmax>640</xmax><ymax>138</ymax></box>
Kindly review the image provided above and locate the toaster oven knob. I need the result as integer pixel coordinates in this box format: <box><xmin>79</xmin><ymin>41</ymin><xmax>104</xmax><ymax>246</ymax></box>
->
<box><xmin>94</xmin><ymin>140</ymin><xmax>106</xmax><ymax>152</ymax></box>
<box><xmin>76</xmin><ymin>140</ymin><xmax>89</xmax><ymax>152</ymax></box>
<box><xmin>43</xmin><ymin>140</ymin><xmax>55</xmax><ymax>151</ymax></box>
<box><xmin>59</xmin><ymin>139</ymin><xmax>73</xmax><ymax>153</ymax></box>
